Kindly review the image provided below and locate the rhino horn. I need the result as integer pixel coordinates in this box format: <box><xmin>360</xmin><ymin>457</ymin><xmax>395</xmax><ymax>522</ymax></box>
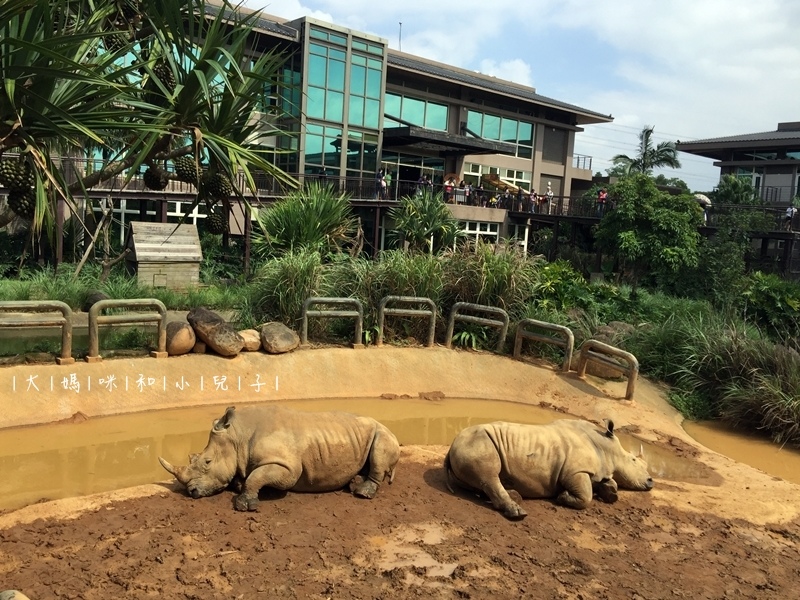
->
<box><xmin>604</xmin><ymin>420</ymin><xmax>615</xmax><ymax>438</ymax></box>
<box><xmin>159</xmin><ymin>457</ymin><xmax>190</xmax><ymax>485</ymax></box>
<box><xmin>638</xmin><ymin>444</ymin><xmax>645</xmax><ymax>458</ymax></box>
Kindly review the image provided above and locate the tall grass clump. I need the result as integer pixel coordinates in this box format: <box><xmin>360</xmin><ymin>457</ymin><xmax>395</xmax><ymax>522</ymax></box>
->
<box><xmin>246</xmin><ymin>248</ymin><xmax>323</xmax><ymax>327</ymax></box>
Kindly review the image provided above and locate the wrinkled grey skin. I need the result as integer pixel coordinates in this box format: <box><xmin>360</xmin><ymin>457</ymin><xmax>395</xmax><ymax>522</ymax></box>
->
<box><xmin>445</xmin><ymin>419</ymin><xmax>653</xmax><ymax>519</ymax></box>
<box><xmin>160</xmin><ymin>405</ymin><xmax>400</xmax><ymax>511</ymax></box>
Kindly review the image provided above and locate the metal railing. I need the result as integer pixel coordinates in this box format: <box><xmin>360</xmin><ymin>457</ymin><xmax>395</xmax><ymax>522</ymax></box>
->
<box><xmin>513</xmin><ymin>319</ymin><xmax>574</xmax><ymax>372</ymax></box>
<box><xmin>301</xmin><ymin>297</ymin><xmax>364</xmax><ymax>349</ymax></box>
<box><xmin>0</xmin><ymin>301</ymin><xmax>75</xmax><ymax>364</ymax></box>
<box><xmin>445</xmin><ymin>302</ymin><xmax>509</xmax><ymax>353</ymax></box>
<box><xmin>576</xmin><ymin>339</ymin><xmax>639</xmax><ymax>400</ymax></box>
<box><xmin>86</xmin><ymin>299</ymin><xmax>168</xmax><ymax>362</ymax></box>
<box><xmin>376</xmin><ymin>296</ymin><xmax>437</xmax><ymax>347</ymax></box>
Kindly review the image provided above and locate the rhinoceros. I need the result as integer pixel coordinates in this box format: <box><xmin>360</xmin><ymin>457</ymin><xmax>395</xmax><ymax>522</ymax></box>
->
<box><xmin>159</xmin><ymin>405</ymin><xmax>400</xmax><ymax>511</ymax></box>
<box><xmin>444</xmin><ymin>418</ymin><xmax>653</xmax><ymax>519</ymax></box>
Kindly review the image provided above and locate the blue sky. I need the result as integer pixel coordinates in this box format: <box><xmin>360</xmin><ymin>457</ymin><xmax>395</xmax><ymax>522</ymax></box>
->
<box><xmin>245</xmin><ymin>0</ymin><xmax>800</xmax><ymax>193</ymax></box>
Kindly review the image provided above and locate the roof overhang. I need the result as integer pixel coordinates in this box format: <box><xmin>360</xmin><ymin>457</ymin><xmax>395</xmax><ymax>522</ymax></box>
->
<box><xmin>382</xmin><ymin>126</ymin><xmax>516</xmax><ymax>157</ymax></box>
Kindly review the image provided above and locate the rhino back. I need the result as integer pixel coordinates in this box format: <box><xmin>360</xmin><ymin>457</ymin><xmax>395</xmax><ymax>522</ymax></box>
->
<box><xmin>482</xmin><ymin>421</ymin><xmax>606</xmax><ymax>497</ymax></box>
<box><xmin>236</xmin><ymin>406</ymin><xmax>379</xmax><ymax>491</ymax></box>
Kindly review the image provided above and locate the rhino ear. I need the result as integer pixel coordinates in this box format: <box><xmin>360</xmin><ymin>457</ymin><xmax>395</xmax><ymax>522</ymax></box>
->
<box><xmin>213</xmin><ymin>406</ymin><xmax>235</xmax><ymax>432</ymax></box>
<box><xmin>605</xmin><ymin>420</ymin><xmax>615</xmax><ymax>438</ymax></box>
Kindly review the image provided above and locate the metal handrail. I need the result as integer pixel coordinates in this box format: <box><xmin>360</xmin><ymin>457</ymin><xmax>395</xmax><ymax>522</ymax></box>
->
<box><xmin>376</xmin><ymin>296</ymin><xmax>437</xmax><ymax>347</ymax></box>
<box><xmin>513</xmin><ymin>319</ymin><xmax>574</xmax><ymax>372</ymax></box>
<box><xmin>576</xmin><ymin>339</ymin><xmax>639</xmax><ymax>400</ymax></box>
<box><xmin>301</xmin><ymin>297</ymin><xmax>364</xmax><ymax>349</ymax></box>
<box><xmin>445</xmin><ymin>302</ymin><xmax>509</xmax><ymax>353</ymax></box>
<box><xmin>0</xmin><ymin>300</ymin><xmax>75</xmax><ymax>364</ymax></box>
<box><xmin>86</xmin><ymin>298</ymin><xmax>168</xmax><ymax>362</ymax></box>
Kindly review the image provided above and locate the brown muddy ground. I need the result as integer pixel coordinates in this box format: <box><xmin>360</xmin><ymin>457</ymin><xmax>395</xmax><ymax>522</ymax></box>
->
<box><xmin>1</xmin><ymin>348</ymin><xmax>800</xmax><ymax>599</ymax></box>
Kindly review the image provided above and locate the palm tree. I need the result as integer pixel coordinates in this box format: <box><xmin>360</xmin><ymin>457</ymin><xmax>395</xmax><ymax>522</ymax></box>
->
<box><xmin>387</xmin><ymin>189</ymin><xmax>464</xmax><ymax>253</ymax></box>
<box><xmin>611</xmin><ymin>125</ymin><xmax>682</xmax><ymax>175</ymax></box>
<box><xmin>0</xmin><ymin>0</ymin><xmax>295</xmax><ymax>237</ymax></box>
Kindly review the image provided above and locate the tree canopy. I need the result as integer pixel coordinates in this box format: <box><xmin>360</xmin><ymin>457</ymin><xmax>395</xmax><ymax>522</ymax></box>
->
<box><xmin>611</xmin><ymin>125</ymin><xmax>682</xmax><ymax>176</ymax></box>
<box><xmin>0</xmin><ymin>0</ymin><xmax>295</xmax><ymax>236</ymax></box>
<box><xmin>595</xmin><ymin>174</ymin><xmax>702</xmax><ymax>289</ymax></box>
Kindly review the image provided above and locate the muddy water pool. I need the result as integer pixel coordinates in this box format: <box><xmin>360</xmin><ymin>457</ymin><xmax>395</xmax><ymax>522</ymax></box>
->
<box><xmin>683</xmin><ymin>420</ymin><xmax>800</xmax><ymax>485</ymax></box>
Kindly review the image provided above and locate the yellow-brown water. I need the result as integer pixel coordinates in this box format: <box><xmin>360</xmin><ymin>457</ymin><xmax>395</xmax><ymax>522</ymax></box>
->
<box><xmin>683</xmin><ymin>420</ymin><xmax>800</xmax><ymax>485</ymax></box>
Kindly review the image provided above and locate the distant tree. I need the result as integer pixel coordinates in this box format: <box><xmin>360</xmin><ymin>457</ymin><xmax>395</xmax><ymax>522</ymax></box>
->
<box><xmin>387</xmin><ymin>190</ymin><xmax>464</xmax><ymax>254</ymax></box>
<box><xmin>653</xmin><ymin>174</ymin><xmax>690</xmax><ymax>193</ymax></box>
<box><xmin>712</xmin><ymin>175</ymin><xmax>759</xmax><ymax>205</ymax></box>
<box><xmin>612</xmin><ymin>126</ymin><xmax>682</xmax><ymax>175</ymax></box>
<box><xmin>596</xmin><ymin>174</ymin><xmax>701</xmax><ymax>290</ymax></box>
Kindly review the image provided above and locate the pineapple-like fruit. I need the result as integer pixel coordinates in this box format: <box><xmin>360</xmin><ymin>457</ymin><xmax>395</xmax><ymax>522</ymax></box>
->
<box><xmin>204</xmin><ymin>171</ymin><xmax>233</xmax><ymax>200</ymax></box>
<box><xmin>173</xmin><ymin>155</ymin><xmax>201</xmax><ymax>185</ymax></box>
<box><xmin>0</xmin><ymin>160</ymin><xmax>34</xmax><ymax>192</ymax></box>
<box><xmin>152</xmin><ymin>60</ymin><xmax>176</xmax><ymax>94</ymax></box>
<box><xmin>143</xmin><ymin>166</ymin><xmax>169</xmax><ymax>190</ymax></box>
<box><xmin>103</xmin><ymin>33</ymin><xmax>126</xmax><ymax>53</ymax></box>
<box><xmin>7</xmin><ymin>187</ymin><xmax>36</xmax><ymax>219</ymax></box>
<box><xmin>205</xmin><ymin>209</ymin><xmax>227</xmax><ymax>235</ymax></box>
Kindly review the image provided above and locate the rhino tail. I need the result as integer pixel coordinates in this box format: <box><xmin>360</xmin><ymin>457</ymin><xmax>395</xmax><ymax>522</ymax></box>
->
<box><xmin>443</xmin><ymin>451</ymin><xmax>456</xmax><ymax>494</ymax></box>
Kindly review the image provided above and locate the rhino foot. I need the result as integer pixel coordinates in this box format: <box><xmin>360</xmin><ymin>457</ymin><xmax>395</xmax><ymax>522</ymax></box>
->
<box><xmin>502</xmin><ymin>503</ymin><xmax>527</xmax><ymax>520</ymax></box>
<box><xmin>594</xmin><ymin>478</ymin><xmax>619</xmax><ymax>504</ymax></box>
<box><xmin>350</xmin><ymin>475</ymin><xmax>379</xmax><ymax>499</ymax></box>
<box><xmin>234</xmin><ymin>492</ymin><xmax>259</xmax><ymax>512</ymax></box>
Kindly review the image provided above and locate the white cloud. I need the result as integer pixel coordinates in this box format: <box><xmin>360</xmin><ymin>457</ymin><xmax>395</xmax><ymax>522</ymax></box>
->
<box><xmin>477</xmin><ymin>59</ymin><xmax>534</xmax><ymax>88</ymax></box>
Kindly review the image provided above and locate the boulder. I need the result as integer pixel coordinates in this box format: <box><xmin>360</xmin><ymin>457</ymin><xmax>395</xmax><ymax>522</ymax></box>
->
<box><xmin>238</xmin><ymin>329</ymin><xmax>262</xmax><ymax>352</ymax></box>
<box><xmin>166</xmin><ymin>321</ymin><xmax>196</xmax><ymax>356</ymax></box>
<box><xmin>192</xmin><ymin>340</ymin><xmax>207</xmax><ymax>354</ymax></box>
<box><xmin>187</xmin><ymin>307</ymin><xmax>244</xmax><ymax>357</ymax></box>
<box><xmin>81</xmin><ymin>290</ymin><xmax>110</xmax><ymax>313</ymax></box>
<box><xmin>260</xmin><ymin>322</ymin><xmax>300</xmax><ymax>354</ymax></box>
<box><xmin>0</xmin><ymin>592</ymin><xmax>32</xmax><ymax>600</ymax></box>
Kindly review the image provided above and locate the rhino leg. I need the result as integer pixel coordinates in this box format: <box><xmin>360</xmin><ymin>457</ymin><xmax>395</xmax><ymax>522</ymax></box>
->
<box><xmin>594</xmin><ymin>477</ymin><xmax>619</xmax><ymax>503</ymax></box>
<box><xmin>556</xmin><ymin>472</ymin><xmax>594</xmax><ymax>509</ymax></box>
<box><xmin>234</xmin><ymin>463</ymin><xmax>301</xmax><ymax>512</ymax></box>
<box><xmin>352</xmin><ymin>427</ymin><xmax>400</xmax><ymax>500</ymax></box>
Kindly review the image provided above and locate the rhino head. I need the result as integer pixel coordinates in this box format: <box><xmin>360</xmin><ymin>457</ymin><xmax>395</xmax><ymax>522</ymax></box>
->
<box><xmin>604</xmin><ymin>420</ymin><xmax>654</xmax><ymax>492</ymax></box>
<box><xmin>159</xmin><ymin>406</ymin><xmax>238</xmax><ymax>499</ymax></box>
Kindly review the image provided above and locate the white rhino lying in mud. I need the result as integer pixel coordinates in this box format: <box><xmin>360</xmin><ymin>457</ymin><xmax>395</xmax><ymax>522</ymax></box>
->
<box><xmin>159</xmin><ymin>405</ymin><xmax>400</xmax><ymax>511</ymax></box>
<box><xmin>444</xmin><ymin>419</ymin><xmax>653</xmax><ymax>519</ymax></box>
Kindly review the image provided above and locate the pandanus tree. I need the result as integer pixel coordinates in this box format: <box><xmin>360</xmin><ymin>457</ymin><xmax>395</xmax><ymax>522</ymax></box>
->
<box><xmin>611</xmin><ymin>125</ymin><xmax>682</xmax><ymax>176</ymax></box>
<box><xmin>0</xmin><ymin>0</ymin><xmax>296</xmax><ymax>261</ymax></box>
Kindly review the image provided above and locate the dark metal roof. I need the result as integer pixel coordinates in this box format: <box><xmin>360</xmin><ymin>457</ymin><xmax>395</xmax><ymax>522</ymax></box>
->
<box><xmin>204</xmin><ymin>4</ymin><xmax>299</xmax><ymax>41</ymax></box>
<box><xmin>382</xmin><ymin>126</ymin><xmax>517</xmax><ymax>157</ymax></box>
<box><xmin>676</xmin><ymin>127</ymin><xmax>800</xmax><ymax>160</ymax></box>
<box><xmin>678</xmin><ymin>130</ymin><xmax>800</xmax><ymax>147</ymax></box>
<box><xmin>387</xmin><ymin>52</ymin><xmax>612</xmax><ymax>125</ymax></box>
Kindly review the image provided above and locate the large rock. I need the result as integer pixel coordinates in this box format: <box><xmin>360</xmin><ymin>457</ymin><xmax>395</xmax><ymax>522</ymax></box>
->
<box><xmin>260</xmin><ymin>322</ymin><xmax>300</xmax><ymax>354</ymax></box>
<box><xmin>238</xmin><ymin>329</ymin><xmax>262</xmax><ymax>352</ymax></box>
<box><xmin>187</xmin><ymin>307</ymin><xmax>244</xmax><ymax>357</ymax></box>
<box><xmin>166</xmin><ymin>321</ymin><xmax>196</xmax><ymax>356</ymax></box>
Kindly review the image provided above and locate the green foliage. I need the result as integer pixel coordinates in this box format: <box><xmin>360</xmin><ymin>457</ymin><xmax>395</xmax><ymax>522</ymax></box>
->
<box><xmin>386</xmin><ymin>189</ymin><xmax>464</xmax><ymax>253</ymax></box>
<box><xmin>451</xmin><ymin>324</ymin><xmax>489</xmax><ymax>351</ymax></box>
<box><xmin>652</xmin><ymin>174</ymin><xmax>690</xmax><ymax>192</ymax></box>
<box><xmin>596</xmin><ymin>174</ymin><xmax>701</xmax><ymax>288</ymax></box>
<box><xmin>741</xmin><ymin>272</ymin><xmax>800</xmax><ymax>338</ymax></box>
<box><xmin>611</xmin><ymin>126</ymin><xmax>681</xmax><ymax>175</ymax></box>
<box><xmin>712</xmin><ymin>175</ymin><xmax>759</xmax><ymax>205</ymax></box>
<box><xmin>531</xmin><ymin>260</ymin><xmax>594</xmax><ymax>312</ymax></box>
<box><xmin>252</xmin><ymin>182</ymin><xmax>357</xmax><ymax>258</ymax></box>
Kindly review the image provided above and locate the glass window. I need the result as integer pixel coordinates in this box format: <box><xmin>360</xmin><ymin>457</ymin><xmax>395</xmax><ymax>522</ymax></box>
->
<box><xmin>401</xmin><ymin>96</ymin><xmax>425</xmax><ymax>127</ymax></box>
<box><xmin>367</xmin><ymin>58</ymin><xmax>382</xmax><ymax>71</ymax></box>
<box><xmin>330</xmin><ymin>48</ymin><xmax>346</xmax><ymax>62</ymax></box>
<box><xmin>309</xmin><ymin>43</ymin><xmax>327</xmax><ymax>57</ymax></box>
<box><xmin>385</xmin><ymin>93</ymin><xmax>401</xmax><ymax>120</ymax></box>
<box><xmin>350</xmin><ymin>64</ymin><xmax>366</xmax><ymax>95</ymax></box>
<box><xmin>365</xmin><ymin>67</ymin><xmax>382</xmax><ymax>99</ymax></box>
<box><xmin>352</xmin><ymin>54</ymin><xmax>366</xmax><ymax>66</ymax></box>
<box><xmin>326</xmin><ymin>90</ymin><xmax>344</xmax><ymax>122</ymax></box>
<box><xmin>349</xmin><ymin>96</ymin><xmax>364</xmax><ymax>127</ymax></box>
<box><xmin>310</xmin><ymin>29</ymin><xmax>327</xmax><ymax>41</ymax></box>
<box><xmin>324</xmin><ymin>128</ymin><xmax>341</xmax><ymax>167</ymax></box>
<box><xmin>346</xmin><ymin>138</ymin><xmax>361</xmax><ymax>169</ymax></box>
<box><xmin>330</xmin><ymin>33</ymin><xmax>347</xmax><ymax>46</ymax></box>
<box><xmin>500</xmin><ymin>118</ymin><xmax>518</xmax><ymax>144</ymax></box>
<box><xmin>425</xmin><ymin>102</ymin><xmax>448</xmax><ymax>131</ymax></box>
<box><xmin>306</xmin><ymin>86</ymin><xmax>325</xmax><ymax>119</ymax></box>
<box><xmin>518</xmin><ymin>122</ymin><xmax>533</xmax><ymax>146</ymax></box>
<box><xmin>308</xmin><ymin>54</ymin><xmax>327</xmax><ymax>87</ymax></box>
<box><xmin>305</xmin><ymin>133</ymin><xmax>323</xmax><ymax>164</ymax></box>
<box><xmin>364</xmin><ymin>98</ymin><xmax>380</xmax><ymax>129</ymax></box>
<box><xmin>352</xmin><ymin>40</ymin><xmax>368</xmax><ymax>52</ymax></box>
<box><xmin>466</xmin><ymin>111</ymin><xmax>482</xmax><ymax>136</ymax></box>
<box><xmin>367</xmin><ymin>44</ymin><xmax>383</xmax><ymax>55</ymax></box>
<box><xmin>483</xmin><ymin>114</ymin><xmax>500</xmax><ymax>140</ymax></box>
<box><xmin>328</xmin><ymin>59</ymin><xmax>345</xmax><ymax>91</ymax></box>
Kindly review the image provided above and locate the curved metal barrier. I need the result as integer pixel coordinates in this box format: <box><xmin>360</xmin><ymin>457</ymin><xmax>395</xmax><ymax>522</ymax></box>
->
<box><xmin>0</xmin><ymin>300</ymin><xmax>75</xmax><ymax>365</ymax></box>
<box><xmin>301</xmin><ymin>297</ymin><xmax>364</xmax><ymax>349</ymax></box>
<box><xmin>576</xmin><ymin>339</ymin><xmax>639</xmax><ymax>400</ymax></box>
<box><xmin>376</xmin><ymin>296</ymin><xmax>437</xmax><ymax>347</ymax></box>
<box><xmin>86</xmin><ymin>299</ymin><xmax>168</xmax><ymax>362</ymax></box>
<box><xmin>445</xmin><ymin>302</ymin><xmax>509</xmax><ymax>353</ymax></box>
<box><xmin>513</xmin><ymin>319</ymin><xmax>574</xmax><ymax>372</ymax></box>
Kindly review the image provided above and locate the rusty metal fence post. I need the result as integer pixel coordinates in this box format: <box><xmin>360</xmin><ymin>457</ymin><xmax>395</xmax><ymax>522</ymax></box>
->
<box><xmin>445</xmin><ymin>302</ymin><xmax>509</xmax><ymax>353</ymax></box>
<box><xmin>301</xmin><ymin>297</ymin><xmax>364</xmax><ymax>349</ymax></box>
<box><xmin>86</xmin><ymin>298</ymin><xmax>168</xmax><ymax>362</ymax></box>
<box><xmin>513</xmin><ymin>319</ymin><xmax>574</xmax><ymax>372</ymax></box>
<box><xmin>0</xmin><ymin>300</ymin><xmax>75</xmax><ymax>364</ymax></box>
<box><xmin>576</xmin><ymin>339</ymin><xmax>639</xmax><ymax>400</ymax></box>
<box><xmin>376</xmin><ymin>296</ymin><xmax>436</xmax><ymax>347</ymax></box>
